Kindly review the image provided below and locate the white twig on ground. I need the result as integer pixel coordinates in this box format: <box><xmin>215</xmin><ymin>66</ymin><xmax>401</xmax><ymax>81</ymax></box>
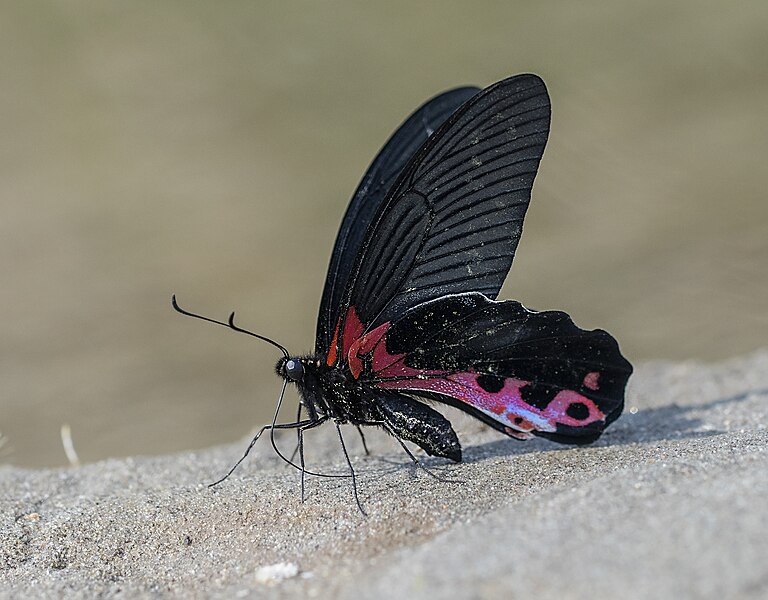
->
<box><xmin>61</xmin><ymin>424</ymin><xmax>81</xmax><ymax>467</ymax></box>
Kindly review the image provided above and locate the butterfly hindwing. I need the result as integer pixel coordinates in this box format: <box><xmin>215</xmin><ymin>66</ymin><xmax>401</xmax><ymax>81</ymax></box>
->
<box><xmin>316</xmin><ymin>86</ymin><xmax>480</xmax><ymax>353</ymax></box>
<box><xmin>348</xmin><ymin>293</ymin><xmax>631</xmax><ymax>442</ymax></box>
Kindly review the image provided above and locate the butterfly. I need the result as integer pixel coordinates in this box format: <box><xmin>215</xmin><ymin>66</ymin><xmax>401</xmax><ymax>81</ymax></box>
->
<box><xmin>173</xmin><ymin>73</ymin><xmax>632</xmax><ymax>513</ymax></box>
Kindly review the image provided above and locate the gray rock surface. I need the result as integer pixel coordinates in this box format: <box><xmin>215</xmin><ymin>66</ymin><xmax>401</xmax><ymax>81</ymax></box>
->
<box><xmin>2</xmin><ymin>352</ymin><xmax>767</xmax><ymax>599</ymax></box>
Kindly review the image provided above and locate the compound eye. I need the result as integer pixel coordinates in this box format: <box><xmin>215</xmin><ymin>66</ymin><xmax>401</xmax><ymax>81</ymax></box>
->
<box><xmin>284</xmin><ymin>359</ymin><xmax>304</xmax><ymax>381</ymax></box>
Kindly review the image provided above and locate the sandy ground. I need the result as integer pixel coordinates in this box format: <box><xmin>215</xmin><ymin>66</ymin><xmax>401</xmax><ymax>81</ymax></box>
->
<box><xmin>1</xmin><ymin>351</ymin><xmax>766</xmax><ymax>599</ymax></box>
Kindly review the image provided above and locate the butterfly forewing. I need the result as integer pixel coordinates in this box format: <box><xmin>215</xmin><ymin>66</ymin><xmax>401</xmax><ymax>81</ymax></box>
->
<box><xmin>349</xmin><ymin>75</ymin><xmax>550</xmax><ymax>336</ymax></box>
<box><xmin>326</xmin><ymin>74</ymin><xmax>550</xmax><ymax>361</ymax></box>
<box><xmin>316</xmin><ymin>86</ymin><xmax>480</xmax><ymax>353</ymax></box>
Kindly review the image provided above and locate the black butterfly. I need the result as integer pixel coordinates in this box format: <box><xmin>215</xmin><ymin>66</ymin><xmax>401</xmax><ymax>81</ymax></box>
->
<box><xmin>173</xmin><ymin>73</ymin><xmax>632</xmax><ymax>513</ymax></box>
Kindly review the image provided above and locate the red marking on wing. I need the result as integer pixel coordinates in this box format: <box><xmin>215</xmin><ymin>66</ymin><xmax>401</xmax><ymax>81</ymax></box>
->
<box><xmin>342</xmin><ymin>306</ymin><xmax>365</xmax><ymax>360</ymax></box>
<box><xmin>327</xmin><ymin>308</ymin><xmax>450</xmax><ymax>379</ymax></box>
<box><xmin>347</xmin><ymin>320</ymin><xmax>448</xmax><ymax>380</ymax></box>
<box><xmin>583</xmin><ymin>371</ymin><xmax>600</xmax><ymax>390</ymax></box>
<box><xmin>348</xmin><ymin>321</ymin><xmax>389</xmax><ymax>379</ymax></box>
<box><xmin>326</xmin><ymin>306</ymin><xmax>365</xmax><ymax>368</ymax></box>
<box><xmin>365</xmin><ymin>324</ymin><xmax>448</xmax><ymax>380</ymax></box>
<box><xmin>326</xmin><ymin>320</ymin><xmax>340</xmax><ymax>366</ymax></box>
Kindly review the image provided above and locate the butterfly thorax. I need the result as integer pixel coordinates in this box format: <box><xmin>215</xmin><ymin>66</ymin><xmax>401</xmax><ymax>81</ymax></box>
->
<box><xmin>276</xmin><ymin>355</ymin><xmax>378</xmax><ymax>424</ymax></box>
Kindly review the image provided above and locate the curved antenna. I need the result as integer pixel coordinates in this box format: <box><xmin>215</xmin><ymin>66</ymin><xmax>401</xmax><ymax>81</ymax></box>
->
<box><xmin>173</xmin><ymin>294</ymin><xmax>351</xmax><ymax>480</ymax></box>
<box><xmin>171</xmin><ymin>294</ymin><xmax>289</xmax><ymax>359</ymax></box>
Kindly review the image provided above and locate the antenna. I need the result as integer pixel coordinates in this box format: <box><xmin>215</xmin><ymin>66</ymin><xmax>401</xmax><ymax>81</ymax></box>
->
<box><xmin>171</xmin><ymin>294</ymin><xmax>290</xmax><ymax>359</ymax></box>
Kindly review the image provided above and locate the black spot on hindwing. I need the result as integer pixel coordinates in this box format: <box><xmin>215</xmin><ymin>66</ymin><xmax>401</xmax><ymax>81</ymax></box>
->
<box><xmin>519</xmin><ymin>382</ymin><xmax>559</xmax><ymax>411</ymax></box>
<box><xmin>566</xmin><ymin>402</ymin><xmax>590</xmax><ymax>421</ymax></box>
<box><xmin>476</xmin><ymin>374</ymin><xmax>505</xmax><ymax>393</ymax></box>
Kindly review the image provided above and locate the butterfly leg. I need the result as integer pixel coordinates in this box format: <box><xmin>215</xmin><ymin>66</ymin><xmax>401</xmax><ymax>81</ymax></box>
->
<box><xmin>335</xmin><ymin>422</ymin><xmax>367</xmax><ymax>516</ymax></box>
<box><xmin>384</xmin><ymin>425</ymin><xmax>464</xmax><ymax>484</ymax></box>
<box><xmin>209</xmin><ymin>418</ymin><xmax>318</xmax><ymax>488</ymax></box>
<box><xmin>291</xmin><ymin>417</ymin><xmax>333</xmax><ymax>501</ymax></box>
<box><xmin>298</xmin><ymin>422</ymin><xmax>306</xmax><ymax>503</ymax></box>
<box><xmin>355</xmin><ymin>425</ymin><xmax>371</xmax><ymax>456</ymax></box>
<box><xmin>289</xmin><ymin>402</ymin><xmax>303</xmax><ymax>463</ymax></box>
<box><xmin>289</xmin><ymin>402</ymin><xmax>347</xmax><ymax>499</ymax></box>
<box><xmin>357</xmin><ymin>419</ymin><xmax>463</xmax><ymax>484</ymax></box>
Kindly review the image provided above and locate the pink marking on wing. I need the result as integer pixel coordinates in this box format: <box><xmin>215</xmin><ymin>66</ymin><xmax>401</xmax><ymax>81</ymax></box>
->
<box><xmin>542</xmin><ymin>390</ymin><xmax>604</xmax><ymax>427</ymax></box>
<box><xmin>583</xmin><ymin>371</ymin><xmax>600</xmax><ymax>390</ymax></box>
<box><xmin>376</xmin><ymin>374</ymin><xmax>551</xmax><ymax>432</ymax></box>
<box><xmin>377</xmin><ymin>372</ymin><xmax>606</xmax><ymax>435</ymax></box>
<box><xmin>504</xmin><ymin>427</ymin><xmax>534</xmax><ymax>440</ymax></box>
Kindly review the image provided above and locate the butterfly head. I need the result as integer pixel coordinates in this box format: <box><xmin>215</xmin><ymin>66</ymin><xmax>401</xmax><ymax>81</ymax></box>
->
<box><xmin>276</xmin><ymin>356</ymin><xmax>305</xmax><ymax>382</ymax></box>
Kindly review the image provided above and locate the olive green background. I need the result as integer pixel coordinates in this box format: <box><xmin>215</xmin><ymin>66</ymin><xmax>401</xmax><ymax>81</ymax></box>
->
<box><xmin>2</xmin><ymin>1</ymin><xmax>766</xmax><ymax>466</ymax></box>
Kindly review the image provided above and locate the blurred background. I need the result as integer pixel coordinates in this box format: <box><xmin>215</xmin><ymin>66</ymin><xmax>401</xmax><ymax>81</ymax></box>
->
<box><xmin>1</xmin><ymin>1</ymin><xmax>766</xmax><ymax>467</ymax></box>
